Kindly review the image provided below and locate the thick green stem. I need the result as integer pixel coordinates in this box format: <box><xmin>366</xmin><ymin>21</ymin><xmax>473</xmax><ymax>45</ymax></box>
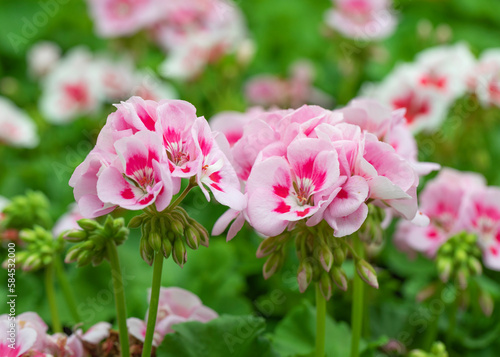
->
<box><xmin>53</xmin><ymin>256</ymin><xmax>80</xmax><ymax>323</ymax></box>
<box><xmin>45</xmin><ymin>262</ymin><xmax>62</xmax><ymax>333</ymax></box>
<box><xmin>107</xmin><ymin>241</ymin><xmax>130</xmax><ymax>357</ymax></box>
<box><xmin>142</xmin><ymin>252</ymin><xmax>164</xmax><ymax>357</ymax></box>
<box><xmin>350</xmin><ymin>235</ymin><xmax>365</xmax><ymax>357</ymax></box>
<box><xmin>316</xmin><ymin>283</ymin><xmax>326</xmax><ymax>357</ymax></box>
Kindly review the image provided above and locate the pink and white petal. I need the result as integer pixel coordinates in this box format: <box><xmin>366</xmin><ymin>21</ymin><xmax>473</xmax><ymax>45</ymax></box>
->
<box><xmin>152</xmin><ymin>160</ymin><xmax>173</xmax><ymax>211</ymax></box>
<box><xmin>66</xmin><ymin>335</ymin><xmax>84</xmax><ymax>357</ymax></box>
<box><xmin>78</xmin><ymin>195</ymin><xmax>116</xmax><ymax>218</ymax></box>
<box><xmin>127</xmin><ymin>317</ymin><xmax>146</xmax><ymax>342</ymax></box>
<box><xmin>212</xmin><ymin>209</ymin><xmax>241</xmax><ymax>237</ymax></box>
<box><xmin>16</xmin><ymin>327</ymin><xmax>37</xmax><ymax>356</ymax></box>
<box><xmin>483</xmin><ymin>245</ymin><xmax>500</xmax><ymax>271</ymax></box>
<box><xmin>227</xmin><ymin>213</ymin><xmax>246</xmax><ymax>241</ymax></box>
<box><xmin>81</xmin><ymin>322</ymin><xmax>111</xmax><ymax>345</ymax></box>
<box><xmin>327</xmin><ymin>204</ymin><xmax>369</xmax><ymax>238</ymax></box>
<box><xmin>385</xmin><ymin>185</ymin><xmax>419</xmax><ymax>220</ymax></box>
<box><xmin>189</xmin><ymin>306</ymin><xmax>218</xmax><ymax>323</ymax></box>
<box><xmin>247</xmin><ymin>189</ymin><xmax>289</xmax><ymax>237</ymax></box>
<box><xmin>155</xmin><ymin>315</ymin><xmax>188</xmax><ymax>337</ymax></box>
<box><xmin>157</xmin><ymin>287</ymin><xmax>203</xmax><ymax>318</ymax></box>
<box><xmin>368</xmin><ymin>176</ymin><xmax>412</xmax><ymax>200</ymax></box>
<box><xmin>328</xmin><ymin>176</ymin><xmax>369</xmax><ymax>218</ymax></box>
<box><xmin>192</xmin><ymin>117</ymin><xmax>215</xmax><ymax>157</ymax></box>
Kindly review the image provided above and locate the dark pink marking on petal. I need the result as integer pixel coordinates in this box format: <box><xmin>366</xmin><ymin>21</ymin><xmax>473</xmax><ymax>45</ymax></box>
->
<box><xmin>273</xmin><ymin>185</ymin><xmax>289</xmax><ymax>198</ymax></box>
<box><xmin>121</xmin><ymin>187</ymin><xmax>134</xmax><ymax>199</ymax></box>
<box><xmin>138</xmin><ymin>194</ymin><xmax>154</xmax><ymax>205</ymax></box>
<box><xmin>296</xmin><ymin>208</ymin><xmax>310</xmax><ymax>217</ymax></box>
<box><xmin>181</xmin><ymin>166</ymin><xmax>191</xmax><ymax>173</ymax></box>
<box><xmin>211</xmin><ymin>183</ymin><xmax>223</xmax><ymax>192</ymax></box>
<box><xmin>125</xmin><ymin>154</ymin><xmax>148</xmax><ymax>176</ymax></box>
<box><xmin>209</xmin><ymin>171</ymin><xmax>222</xmax><ymax>183</ymax></box>
<box><xmin>337</xmin><ymin>188</ymin><xmax>349</xmax><ymax>199</ymax></box>
<box><xmin>136</xmin><ymin>105</ymin><xmax>156</xmax><ymax>131</ymax></box>
<box><xmin>490</xmin><ymin>246</ymin><xmax>499</xmax><ymax>256</ymax></box>
<box><xmin>274</xmin><ymin>201</ymin><xmax>291</xmax><ymax>214</ymax></box>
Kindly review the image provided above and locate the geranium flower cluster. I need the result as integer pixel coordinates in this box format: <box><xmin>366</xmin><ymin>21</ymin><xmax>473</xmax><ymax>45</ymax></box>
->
<box><xmin>324</xmin><ymin>0</ymin><xmax>398</xmax><ymax>40</ymax></box>
<box><xmin>0</xmin><ymin>96</ymin><xmax>39</xmax><ymax>149</ymax></box>
<box><xmin>0</xmin><ymin>312</ymin><xmax>109</xmax><ymax>357</ymax></box>
<box><xmin>244</xmin><ymin>60</ymin><xmax>332</xmax><ymax>109</ymax></box>
<box><xmin>212</xmin><ymin>98</ymin><xmax>436</xmax><ymax>241</ymax></box>
<box><xmin>70</xmin><ymin>96</ymin><xmax>245</xmax><ymax>219</ymax></box>
<box><xmin>127</xmin><ymin>287</ymin><xmax>218</xmax><ymax>347</ymax></box>
<box><xmin>36</xmin><ymin>45</ymin><xmax>177</xmax><ymax>124</ymax></box>
<box><xmin>395</xmin><ymin>168</ymin><xmax>500</xmax><ymax>271</ymax></box>
<box><xmin>364</xmin><ymin>43</ymin><xmax>500</xmax><ymax>133</ymax></box>
<box><xmin>85</xmin><ymin>0</ymin><xmax>249</xmax><ymax>80</ymax></box>
<box><xmin>0</xmin><ymin>288</ymin><xmax>214</xmax><ymax>356</ymax></box>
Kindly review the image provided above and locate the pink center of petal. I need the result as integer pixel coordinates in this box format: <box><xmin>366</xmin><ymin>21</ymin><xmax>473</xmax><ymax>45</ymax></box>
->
<box><xmin>420</xmin><ymin>73</ymin><xmax>447</xmax><ymax>90</ymax></box>
<box><xmin>392</xmin><ymin>90</ymin><xmax>430</xmax><ymax>124</ymax></box>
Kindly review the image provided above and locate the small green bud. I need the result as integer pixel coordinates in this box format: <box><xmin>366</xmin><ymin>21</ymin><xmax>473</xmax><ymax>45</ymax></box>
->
<box><xmin>148</xmin><ymin>231</ymin><xmax>162</xmax><ymax>252</ymax></box>
<box><xmin>454</xmin><ymin>249</ymin><xmax>468</xmax><ymax>263</ymax></box>
<box><xmin>318</xmin><ymin>245</ymin><xmax>333</xmax><ymax>272</ymax></box>
<box><xmin>140</xmin><ymin>236</ymin><xmax>154</xmax><ymax>266</ymax></box>
<box><xmin>65</xmin><ymin>246</ymin><xmax>81</xmax><ymax>263</ymax></box>
<box><xmin>185</xmin><ymin>226</ymin><xmax>200</xmax><ymax>250</ymax></box>
<box><xmin>297</xmin><ymin>260</ymin><xmax>313</xmax><ymax>293</ymax></box>
<box><xmin>408</xmin><ymin>350</ymin><xmax>428</xmax><ymax>357</ymax></box>
<box><xmin>356</xmin><ymin>259</ymin><xmax>379</xmax><ymax>289</ymax></box>
<box><xmin>456</xmin><ymin>269</ymin><xmax>469</xmax><ymax>290</ymax></box>
<box><xmin>467</xmin><ymin>257</ymin><xmax>482</xmax><ymax>276</ymax></box>
<box><xmin>173</xmin><ymin>238</ymin><xmax>187</xmax><ymax>268</ymax></box>
<box><xmin>256</xmin><ymin>236</ymin><xmax>277</xmax><ymax>258</ymax></box>
<box><xmin>161</xmin><ymin>238</ymin><xmax>172</xmax><ymax>259</ymax></box>
<box><xmin>65</xmin><ymin>230</ymin><xmax>87</xmax><ymax>242</ymax></box>
<box><xmin>77</xmin><ymin>250</ymin><xmax>93</xmax><ymax>267</ymax></box>
<box><xmin>330</xmin><ymin>266</ymin><xmax>348</xmax><ymax>291</ymax></box>
<box><xmin>77</xmin><ymin>219</ymin><xmax>99</xmax><ymax>231</ymax></box>
<box><xmin>478</xmin><ymin>290</ymin><xmax>494</xmax><ymax>317</ymax></box>
<box><xmin>332</xmin><ymin>246</ymin><xmax>345</xmax><ymax>267</ymax></box>
<box><xmin>319</xmin><ymin>272</ymin><xmax>333</xmax><ymax>300</ymax></box>
<box><xmin>263</xmin><ymin>251</ymin><xmax>282</xmax><ymax>280</ymax></box>
<box><xmin>128</xmin><ymin>215</ymin><xmax>144</xmax><ymax>229</ymax></box>
<box><xmin>437</xmin><ymin>258</ymin><xmax>452</xmax><ymax>283</ymax></box>
<box><xmin>430</xmin><ymin>341</ymin><xmax>448</xmax><ymax>356</ymax></box>
<box><xmin>171</xmin><ymin>219</ymin><xmax>185</xmax><ymax>237</ymax></box>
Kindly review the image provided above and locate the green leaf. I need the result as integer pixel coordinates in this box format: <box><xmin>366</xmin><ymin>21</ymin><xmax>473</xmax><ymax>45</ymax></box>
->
<box><xmin>271</xmin><ymin>300</ymin><xmax>364</xmax><ymax>357</ymax></box>
<box><xmin>156</xmin><ymin>315</ymin><xmax>277</xmax><ymax>357</ymax></box>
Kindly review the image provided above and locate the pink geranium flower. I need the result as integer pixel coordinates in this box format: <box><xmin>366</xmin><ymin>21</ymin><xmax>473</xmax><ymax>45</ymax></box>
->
<box><xmin>0</xmin><ymin>96</ymin><xmax>39</xmax><ymax>149</ymax></box>
<box><xmin>325</xmin><ymin>0</ymin><xmax>398</xmax><ymax>40</ymax></box>
<box><xmin>128</xmin><ymin>287</ymin><xmax>218</xmax><ymax>346</ymax></box>
<box><xmin>97</xmin><ymin>131</ymin><xmax>175</xmax><ymax>211</ymax></box>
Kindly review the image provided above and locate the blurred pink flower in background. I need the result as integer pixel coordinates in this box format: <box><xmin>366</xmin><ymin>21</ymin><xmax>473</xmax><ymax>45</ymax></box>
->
<box><xmin>86</xmin><ymin>0</ymin><xmax>166</xmax><ymax>37</ymax></box>
<box><xmin>395</xmin><ymin>168</ymin><xmax>500</xmax><ymax>270</ymax></box>
<box><xmin>27</xmin><ymin>41</ymin><xmax>61</xmax><ymax>79</ymax></box>
<box><xmin>468</xmin><ymin>49</ymin><xmax>500</xmax><ymax>107</ymax></box>
<box><xmin>128</xmin><ymin>287</ymin><xmax>218</xmax><ymax>346</ymax></box>
<box><xmin>53</xmin><ymin>204</ymin><xmax>84</xmax><ymax>238</ymax></box>
<box><xmin>0</xmin><ymin>96</ymin><xmax>39</xmax><ymax>148</ymax></box>
<box><xmin>325</xmin><ymin>0</ymin><xmax>398</xmax><ymax>40</ymax></box>
<box><xmin>245</xmin><ymin>61</ymin><xmax>333</xmax><ymax>109</ymax></box>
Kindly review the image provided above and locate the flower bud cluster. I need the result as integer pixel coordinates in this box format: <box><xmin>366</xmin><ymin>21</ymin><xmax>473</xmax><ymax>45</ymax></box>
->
<box><xmin>65</xmin><ymin>216</ymin><xmax>128</xmax><ymax>267</ymax></box>
<box><xmin>436</xmin><ymin>232</ymin><xmax>482</xmax><ymax>290</ymax></box>
<box><xmin>130</xmin><ymin>207</ymin><xmax>209</xmax><ymax>268</ymax></box>
<box><xmin>9</xmin><ymin>226</ymin><xmax>64</xmax><ymax>271</ymax></box>
<box><xmin>1</xmin><ymin>190</ymin><xmax>52</xmax><ymax>231</ymax></box>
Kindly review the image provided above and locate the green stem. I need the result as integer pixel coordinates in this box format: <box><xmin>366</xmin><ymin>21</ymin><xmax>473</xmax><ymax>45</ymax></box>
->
<box><xmin>142</xmin><ymin>252</ymin><xmax>164</xmax><ymax>357</ymax></box>
<box><xmin>107</xmin><ymin>241</ymin><xmax>130</xmax><ymax>357</ymax></box>
<box><xmin>168</xmin><ymin>179</ymin><xmax>196</xmax><ymax>211</ymax></box>
<box><xmin>446</xmin><ymin>293</ymin><xmax>459</xmax><ymax>345</ymax></box>
<box><xmin>316</xmin><ymin>283</ymin><xmax>326</xmax><ymax>357</ymax></box>
<box><xmin>53</xmin><ymin>257</ymin><xmax>80</xmax><ymax>324</ymax></box>
<box><xmin>350</xmin><ymin>235</ymin><xmax>365</xmax><ymax>357</ymax></box>
<box><xmin>45</xmin><ymin>262</ymin><xmax>62</xmax><ymax>333</ymax></box>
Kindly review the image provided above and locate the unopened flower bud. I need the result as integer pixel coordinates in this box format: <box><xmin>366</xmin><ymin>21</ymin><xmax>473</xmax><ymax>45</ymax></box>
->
<box><xmin>77</xmin><ymin>219</ymin><xmax>99</xmax><ymax>231</ymax></box>
<box><xmin>356</xmin><ymin>259</ymin><xmax>379</xmax><ymax>289</ymax></box>
<box><xmin>408</xmin><ymin>350</ymin><xmax>428</xmax><ymax>357</ymax></box>
<box><xmin>140</xmin><ymin>236</ymin><xmax>154</xmax><ymax>266</ymax></box>
<box><xmin>437</xmin><ymin>258</ymin><xmax>452</xmax><ymax>282</ymax></box>
<box><xmin>23</xmin><ymin>254</ymin><xmax>41</xmax><ymax>271</ymax></box>
<box><xmin>65</xmin><ymin>246</ymin><xmax>81</xmax><ymax>263</ymax></box>
<box><xmin>297</xmin><ymin>261</ymin><xmax>313</xmax><ymax>293</ymax></box>
<box><xmin>256</xmin><ymin>237</ymin><xmax>277</xmax><ymax>258</ymax></box>
<box><xmin>161</xmin><ymin>238</ymin><xmax>172</xmax><ymax>259</ymax></box>
<box><xmin>173</xmin><ymin>238</ymin><xmax>187</xmax><ymax>268</ymax></box>
<box><xmin>456</xmin><ymin>268</ymin><xmax>469</xmax><ymax>290</ymax></box>
<box><xmin>171</xmin><ymin>219</ymin><xmax>185</xmax><ymax>237</ymax></box>
<box><xmin>263</xmin><ymin>251</ymin><xmax>282</xmax><ymax>280</ymax></box>
<box><xmin>479</xmin><ymin>290</ymin><xmax>494</xmax><ymax>317</ymax></box>
<box><xmin>330</xmin><ymin>266</ymin><xmax>348</xmax><ymax>291</ymax></box>
<box><xmin>128</xmin><ymin>215</ymin><xmax>144</xmax><ymax>229</ymax></box>
<box><xmin>454</xmin><ymin>249</ymin><xmax>467</xmax><ymax>264</ymax></box>
<box><xmin>430</xmin><ymin>341</ymin><xmax>447</xmax><ymax>356</ymax></box>
<box><xmin>65</xmin><ymin>230</ymin><xmax>87</xmax><ymax>242</ymax></box>
<box><xmin>467</xmin><ymin>257</ymin><xmax>482</xmax><ymax>276</ymax></box>
<box><xmin>185</xmin><ymin>226</ymin><xmax>200</xmax><ymax>250</ymax></box>
<box><xmin>319</xmin><ymin>272</ymin><xmax>333</xmax><ymax>300</ymax></box>
<box><xmin>77</xmin><ymin>250</ymin><xmax>93</xmax><ymax>267</ymax></box>
<box><xmin>333</xmin><ymin>246</ymin><xmax>345</xmax><ymax>267</ymax></box>
<box><xmin>148</xmin><ymin>231</ymin><xmax>162</xmax><ymax>252</ymax></box>
<box><xmin>319</xmin><ymin>245</ymin><xmax>333</xmax><ymax>272</ymax></box>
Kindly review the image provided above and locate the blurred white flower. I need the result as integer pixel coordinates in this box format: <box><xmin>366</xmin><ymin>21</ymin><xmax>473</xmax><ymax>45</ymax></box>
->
<box><xmin>27</xmin><ymin>41</ymin><xmax>61</xmax><ymax>79</ymax></box>
<box><xmin>0</xmin><ymin>96</ymin><xmax>39</xmax><ymax>148</ymax></box>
